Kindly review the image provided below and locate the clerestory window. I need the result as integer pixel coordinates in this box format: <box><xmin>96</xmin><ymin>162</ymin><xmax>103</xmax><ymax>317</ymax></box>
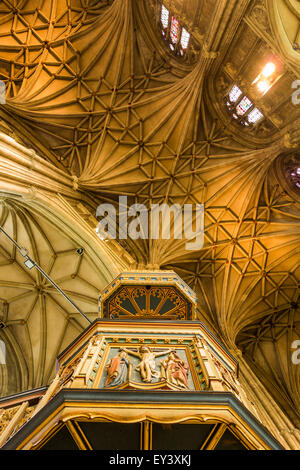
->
<box><xmin>160</xmin><ymin>4</ymin><xmax>191</xmax><ymax>56</ymax></box>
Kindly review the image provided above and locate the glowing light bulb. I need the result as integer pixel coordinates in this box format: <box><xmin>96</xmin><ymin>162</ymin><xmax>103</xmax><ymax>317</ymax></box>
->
<box><xmin>257</xmin><ymin>80</ymin><xmax>269</xmax><ymax>93</ymax></box>
<box><xmin>262</xmin><ymin>62</ymin><xmax>275</xmax><ymax>77</ymax></box>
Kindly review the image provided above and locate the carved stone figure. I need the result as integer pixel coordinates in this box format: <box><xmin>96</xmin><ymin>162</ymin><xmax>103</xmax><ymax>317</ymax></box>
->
<box><xmin>210</xmin><ymin>353</ymin><xmax>239</xmax><ymax>395</ymax></box>
<box><xmin>121</xmin><ymin>346</ymin><xmax>172</xmax><ymax>383</ymax></box>
<box><xmin>59</xmin><ymin>356</ymin><xmax>81</xmax><ymax>387</ymax></box>
<box><xmin>160</xmin><ymin>351</ymin><xmax>190</xmax><ymax>389</ymax></box>
<box><xmin>104</xmin><ymin>350</ymin><xmax>131</xmax><ymax>387</ymax></box>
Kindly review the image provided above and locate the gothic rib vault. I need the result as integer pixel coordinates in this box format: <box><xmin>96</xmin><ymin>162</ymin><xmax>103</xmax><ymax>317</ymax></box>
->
<box><xmin>0</xmin><ymin>0</ymin><xmax>299</xmax><ymax>447</ymax></box>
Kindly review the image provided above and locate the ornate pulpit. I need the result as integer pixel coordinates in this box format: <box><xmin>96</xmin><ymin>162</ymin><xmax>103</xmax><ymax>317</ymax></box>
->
<box><xmin>0</xmin><ymin>271</ymin><xmax>282</xmax><ymax>450</ymax></box>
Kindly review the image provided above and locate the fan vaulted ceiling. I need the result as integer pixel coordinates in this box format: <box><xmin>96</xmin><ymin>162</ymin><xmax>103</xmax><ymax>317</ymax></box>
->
<box><xmin>0</xmin><ymin>0</ymin><xmax>299</xmax><ymax>428</ymax></box>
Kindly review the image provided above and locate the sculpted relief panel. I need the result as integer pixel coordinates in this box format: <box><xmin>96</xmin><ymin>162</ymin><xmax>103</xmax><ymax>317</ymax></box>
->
<box><xmin>98</xmin><ymin>345</ymin><xmax>194</xmax><ymax>391</ymax></box>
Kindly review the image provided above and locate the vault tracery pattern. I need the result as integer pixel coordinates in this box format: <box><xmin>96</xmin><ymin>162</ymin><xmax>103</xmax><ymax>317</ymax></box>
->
<box><xmin>0</xmin><ymin>0</ymin><xmax>114</xmax><ymax>96</ymax></box>
<box><xmin>166</xmin><ymin>152</ymin><xmax>300</xmax><ymax>327</ymax></box>
<box><xmin>0</xmin><ymin>0</ymin><xmax>189</xmax><ymax>176</ymax></box>
<box><xmin>236</xmin><ymin>300</ymin><xmax>300</xmax><ymax>426</ymax></box>
<box><xmin>164</xmin><ymin>147</ymin><xmax>300</xmax><ymax>424</ymax></box>
<box><xmin>0</xmin><ymin>196</ymin><xmax>105</xmax><ymax>394</ymax></box>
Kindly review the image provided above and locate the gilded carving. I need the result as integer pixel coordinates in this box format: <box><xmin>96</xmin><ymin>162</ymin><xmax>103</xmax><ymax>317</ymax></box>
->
<box><xmin>59</xmin><ymin>356</ymin><xmax>81</xmax><ymax>386</ymax></box>
<box><xmin>120</xmin><ymin>346</ymin><xmax>172</xmax><ymax>383</ymax></box>
<box><xmin>0</xmin><ymin>407</ymin><xmax>19</xmax><ymax>433</ymax></box>
<box><xmin>104</xmin><ymin>351</ymin><xmax>131</xmax><ymax>387</ymax></box>
<box><xmin>15</xmin><ymin>406</ymin><xmax>35</xmax><ymax>432</ymax></box>
<box><xmin>209</xmin><ymin>352</ymin><xmax>239</xmax><ymax>395</ymax></box>
<box><xmin>100</xmin><ymin>345</ymin><xmax>195</xmax><ymax>391</ymax></box>
<box><xmin>105</xmin><ymin>285</ymin><xmax>190</xmax><ymax>320</ymax></box>
<box><xmin>160</xmin><ymin>351</ymin><xmax>189</xmax><ymax>389</ymax></box>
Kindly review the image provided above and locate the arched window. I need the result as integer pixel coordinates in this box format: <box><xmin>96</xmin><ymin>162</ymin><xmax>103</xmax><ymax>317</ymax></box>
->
<box><xmin>160</xmin><ymin>4</ymin><xmax>191</xmax><ymax>56</ymax></box>
<box><xmin>226</xmin><ymin>85</ymin><xmax>264</xmax><ymax>127</ymax></box>
<box><xmin>161</xmin><ymin>4</ymin><xmax>169</xmax><ymax>29</ymax></box>
<box><xmin>236</xmin><ymin>96</ymin><xmax>253</xmax><ymax>116</ymax></box>
<box><xmin>278</xmin><ymin>154</ymin><xmax>300</xmax><ymax>198</ymax></box>
<box><xmin>252</xmin><ymin>62</ymin><xmax>278</xmax><ymax>96</ymax></box>
<box><xmin>247</xmin><ymin>108</ymin><xmax>264</xmax><ymax>124</ymax></box>
<box><xmin>228</xmin><ymin>85</ymin><xmax>242</xmax><ymax>104</ymax></box>
<box><xmin>170</xmin><ymin>16</ymin><xmax>180</xmax><ymax>44</ymax></box>
<box><xmin>224</xmin><ymin>61</ymin><xmax>282</xmax><ymax>128</ymax></box>
<box><xmin>180</xmin><ymin>28</ymin><xmax>190</xmax><ymax>50</ymax></box>
<box><xmin>290</xmin><ymin>166</ymin><xmax>300</xmax><ymax>189</ymax></box>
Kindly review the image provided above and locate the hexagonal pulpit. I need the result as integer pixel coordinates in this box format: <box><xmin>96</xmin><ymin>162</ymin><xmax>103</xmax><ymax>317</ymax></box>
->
<box><xmin>0</xmin><ymin>272</ymin><xmax>282</xmax><ymax>450</ymax></box>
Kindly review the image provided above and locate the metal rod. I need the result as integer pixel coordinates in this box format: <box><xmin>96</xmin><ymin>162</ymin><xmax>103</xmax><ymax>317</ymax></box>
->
<box><xmin>0</xmin><ymin>226</ymin><xmax>92</xmax><ymax>325</ymax></box>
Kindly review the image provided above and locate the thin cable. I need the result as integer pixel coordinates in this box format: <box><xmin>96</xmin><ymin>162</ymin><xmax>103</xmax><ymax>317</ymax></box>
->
<box><xmin>0</xmin><ymin>226</ymin><xmax>92</xmax><ymax>325</ymax></box>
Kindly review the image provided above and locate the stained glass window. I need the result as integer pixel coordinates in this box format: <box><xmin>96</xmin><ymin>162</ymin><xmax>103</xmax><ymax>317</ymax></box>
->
<box><xmin>161</xmin><ymin>4</ymin><xmax>169</xmax><ymax>29</ymax></box>
<box><xmin>247</xmin><ymin>107</ymin><xmax>264</xmax><ymax>124</ymax></box>
<box><xmin>227</xmin><ymin>83</ymin><xmax>265</xmax><ymax>126</ymax></box>
<box><xmin>290</xmin><ymin>167</ymin><xmax>300</xmax><ymax>189</ymax></box>
<box><xmin>180</xmin><ymin>28</ymin><xmax>190</xmax><ymax>49</ymax></box>
<box><xmin>170</xmin><ymin>16</ymin><xmax>179</xmax><ymax>44</ymax></box>
<box><xmin>160</xmin><ymin>6</ymin><xmax>191</xmax><ymax>56</ymax></box>
<box><xmin>236</xmin><ymin>96</ymin><xmax>253</xmax><ymax>116</ymax></box>
<box><xmin>229</xmin><ymin>85</ymin><xmax>242</xmax><ymax>103</ymax></box>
